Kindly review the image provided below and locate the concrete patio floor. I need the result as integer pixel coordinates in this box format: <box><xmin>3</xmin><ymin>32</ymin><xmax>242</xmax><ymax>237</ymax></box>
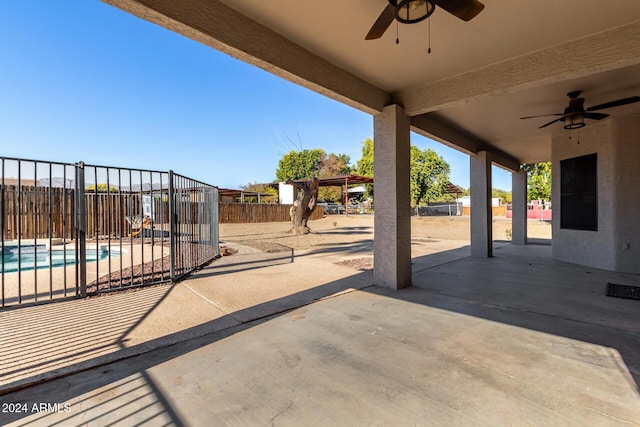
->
<box><xmin>1</xmin><ymin>241</ymin><xmax>639</xmax><ymax>426</ymax></box>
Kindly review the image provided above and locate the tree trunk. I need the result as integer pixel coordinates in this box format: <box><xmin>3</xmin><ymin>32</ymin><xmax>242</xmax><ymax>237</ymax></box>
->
<box><xmin>288</xmin><ymin>177</ymin><xmax>319</xmax><ymax>235</ymax></box>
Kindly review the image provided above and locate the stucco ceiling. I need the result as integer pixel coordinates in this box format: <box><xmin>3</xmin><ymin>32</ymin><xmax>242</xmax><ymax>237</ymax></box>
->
<box><xmin>106</xmin><ymin>0</ymin><xmax>640</xmax><ymax>167</ymax></box>
<box><xmin>218</xmin><ymin>1</ymin><xmax>638</xmax><ymax>92</ymax></box>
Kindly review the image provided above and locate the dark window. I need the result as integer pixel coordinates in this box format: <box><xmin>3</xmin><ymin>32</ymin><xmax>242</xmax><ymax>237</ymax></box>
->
<box><xmin>560</xmin><ymin>153</ymin><xmax>598</xmax><ymax>231</ymax></box>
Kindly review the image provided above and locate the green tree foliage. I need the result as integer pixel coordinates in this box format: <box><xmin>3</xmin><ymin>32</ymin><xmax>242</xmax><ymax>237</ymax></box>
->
<box><xmin>87</xmin><ymin>183</ymin><xmax>119</xmax><ymax>193</ymax></box>
<box><xmin>410</xmin><ymin>146</ymin><xmax>451</xmax><ymax>205</ymax></box>
<box><xmin>522</xmin><ymin>162</ymin><xmax>552</xmax><ymax>202</ymax></box>
<box><xmin>356</xmin><ymin>138</ymin><xmax>374</xmax><ymax>178</ymax></box>
<box><xmin>240</xmin><ymin>182</ymin><xmax>278</xmax><ymax>203</ymax></box>
<box><xmin>492</xmin><ymin>188</ymin><xmax>512</xmax><ymax>204</ymax></box>
<box><xmin>275</xmin><ymin>148</ymin><xmax>325</xmax><ymax>181</ymax></box>
<box><xmin>274</xmin><ymin>148</ymin><xmax>355</xmax><ymax>203</ymax></box>
<box><xmin>354</xmin><ymin>138</ymin><xmax>451</xmax><ymax>204</ymax></box>
<box><xmin>318</xmin><ymin>152</ymin><xmax>352</xmax><ymax>202</ymax></box>
<box><xmin>318</xmin><ymin>152</ymin><xmax>351</xmax><ymax>177</ymax></box>
<box><xmin>356</xmin><ymin>138</ymin><xmax>374</xmax><ymax>198</ymax></box>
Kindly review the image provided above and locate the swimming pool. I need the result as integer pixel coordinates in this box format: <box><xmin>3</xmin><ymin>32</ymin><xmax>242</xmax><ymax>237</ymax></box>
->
<box><xmin>0</xmin><ymin>246</ymin><xmax>118</xmax><ymax>273</ymax></box>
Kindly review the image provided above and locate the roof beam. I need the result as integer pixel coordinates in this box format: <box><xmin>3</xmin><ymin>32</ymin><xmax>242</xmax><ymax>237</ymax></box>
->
<box><xmin>397</xmin><ymin>20</ymin><xmax>640</xmax><ymax>116</ymax></box>
<box><xmin>103</xmin><ymin>0</ymin><xmax>390</xmax><ymax>114</ymax></box>
<box><xmin>411</xmin><ymin>114</ymin><xmax>521</xmax><ymax>172</ymax></box>
<box><xmin>411</xmin><ymin>114</ymin><xmax>478</xmax><ymax>155</ymax></box>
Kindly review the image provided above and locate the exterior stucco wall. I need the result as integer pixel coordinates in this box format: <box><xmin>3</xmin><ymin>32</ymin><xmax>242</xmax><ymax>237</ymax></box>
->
<box><xmin>613</xmin><ymin>113</ymin><xmax>640</xmax><ymax>273</ymax></box>
<box><xmin>552</xmin><ymin>113</ymin><xmax>640</xmax><ymax>273</ymax></box>
<box><xmin>552</xmin><ymin>120</ymin><xmax>617</xmax><ymax>270</ymax></box>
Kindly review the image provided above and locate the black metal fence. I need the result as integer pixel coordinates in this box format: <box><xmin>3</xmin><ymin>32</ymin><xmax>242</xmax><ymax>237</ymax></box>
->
<box><xmin>1</xmin><ymin>157</ymin><xmax>219</xmax><ymax>307</ymax></box>
<box><xmin>411</xmin><ymin>202</ymin><xmax>463</xmax><ymax>216</ymax></box>
<box><xmin>319</xmin><ymin>203</ymin><xmax>374</xmax><ymax>215</ymax></box>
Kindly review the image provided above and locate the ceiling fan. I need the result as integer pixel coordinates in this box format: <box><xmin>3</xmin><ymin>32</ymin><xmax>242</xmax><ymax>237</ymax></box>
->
<box><xmin>520</xmin><ymin>91</ymin><xmax>640</xmax><ymax>130</ymax></box>
<box><xmin>365</xmin><ymin>0</ymin><xmax>485</xmax><ymax>40</ymax></box>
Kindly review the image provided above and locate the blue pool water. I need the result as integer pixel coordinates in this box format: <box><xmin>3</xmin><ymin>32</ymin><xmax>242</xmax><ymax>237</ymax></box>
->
<box><xmin>0</xmin><ymin>246</ymin><xmax>117</xmax><ymax>273</ymax></box>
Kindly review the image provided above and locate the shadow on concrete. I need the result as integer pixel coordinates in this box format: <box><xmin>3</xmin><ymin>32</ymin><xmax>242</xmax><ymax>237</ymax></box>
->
<box><xmin>411</xmin><ymin>245</ymin><xmax>471</xmax><ymax>273</ymax></box>
<box><xmin>311</xmin><ymin>226</ymin><xmax>373</xmax><ymax>235</ymax></box>
<box><xmin>218</xmin><ymin>225</ymin><xmax>372</xmax><ymax>242</ymax></box>
<box><xmin>2</xmin><ymin>241</ymin><xmax>638</xmax><ymax>425</ymax></box>
<box><xmin>198</xmin><ymin>254</ymin><xmax>295</xmax><ymax>278</ymax></box>
<box><xmin>0</xmin><ymin>289</ymin><xmax>77</xmax><ymax>308</ymax></box>
<box><xmin>0</xmin><ymin>285</ymin><xmax>175</xmax><ymax>390</ymax></box>
<box><xmin>0</xmin><ymin>270</ymin><xmax>374</xmax><ymax>425</ymax></box>
<box><xmin>408</xmin><ymin>243</ymin><xmax>640</xmax><ymax>390</ymax></box>
<box><xmin>296</xmin><ymin>239</ymin><xmax>373</xmax><ymax>257</ymax></box>
<box><xmin>527</xmin><ymin>237</ymin><xmax>552</xmax><ymax>245</ymax></box>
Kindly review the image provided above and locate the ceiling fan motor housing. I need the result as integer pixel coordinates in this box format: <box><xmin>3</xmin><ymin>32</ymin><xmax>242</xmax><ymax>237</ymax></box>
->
<box><xmin>562</xmin><ymin>98</ymin><xmax>585</xmax><ymax>117</ymax></box>
<box><xmin>563</xmin><ymin>98</ymin><xmax>586</xmax><ymax>129</ymax></box>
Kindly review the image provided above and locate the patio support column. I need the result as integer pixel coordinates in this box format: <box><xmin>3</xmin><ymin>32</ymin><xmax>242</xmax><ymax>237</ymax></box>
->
<box><xmin>512</xmin><ymin>169</ymin><xmax>528</xmax><ymax>245</ymax></box>
<box><xmin>373</xmin><ymin>104</ymin><xmax>411</xmax><ymax>289</ymax></box>
<box><xmin>470</xmin><ymin>151</ymin><xmax>493</xmax><ymax>257</ymax></box>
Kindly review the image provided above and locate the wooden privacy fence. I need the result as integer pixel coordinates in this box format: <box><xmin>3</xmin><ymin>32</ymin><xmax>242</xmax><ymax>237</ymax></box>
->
<box><xmin>1</xmin><ymin>185</ymin><xmax>170</xmax><ymax>240</ymax></box>
<box><xmin>219</xmin><ymin>202</ymin><xmax>323</xmax><ymax>223</ymax></box>
<box><xmin>2</xmin><ymin>187</ymin><xmax>323</xmax><ymax>239</ymax></box>
<box><xmin>2</xmin><ymin>185</ymin><xmax>75</xmax><ymax>240</ymax></box>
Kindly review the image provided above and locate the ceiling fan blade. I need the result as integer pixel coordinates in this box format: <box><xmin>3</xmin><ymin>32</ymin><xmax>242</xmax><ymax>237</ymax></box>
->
<box><xmin>520</xmin><ymin>113</ymin><xmax>563</xmax><ymax>120</ymax></box>
<box><xmin>433</xmin><ymin>0</ymin><xmax>485</xmax><ymax>21</ymax></box>
<box><xmin>365</xmin><ymin>4</ymin><xmax>396</xmax><ymax>40</ymax></box>
<box><xmin>584</xmin><ymin>112</ymin><xmax>609</xmax><ymax>121</ymax></box>
<box><xmin>538</xmin><ymin>117</ymin><xmax>565</xmax><ymax>129</ymax></box>
<box><xmin>586</xmin><ymin>96</ymin><xmax>640</xmax><ymax>112</ymax></box>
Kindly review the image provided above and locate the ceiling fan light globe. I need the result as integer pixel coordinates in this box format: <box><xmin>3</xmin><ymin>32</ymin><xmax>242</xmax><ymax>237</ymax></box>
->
<box><xmin>395</xmin><ymin>0</ymin><xmax>435</xmax><ymax>24</ymax></box>
<box><xmin>409</xmin><ymin>0</ymin><xmax>426</xmax><ymax>10</ymax></box>
<box><xmin>564</xmin><ymin>114</ymin><xmax>586</xmax><ymax>130</ymax></box>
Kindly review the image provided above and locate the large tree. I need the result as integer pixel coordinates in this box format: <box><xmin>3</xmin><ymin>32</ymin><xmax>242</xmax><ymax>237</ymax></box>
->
<box><xmin>318</xmin><ymin>152</ymin><xmax>351</xmax><ymax>177</ymax></box>
<box><xmin>356</xmin><ymin>138</ymin><xmax>374</xmax><ymax>197</ymax></box>
<box><xmin>275</xmin><ymin>149</ymin><xmax>325</xmax><ymax>181</ymax></box>
<box><xmin>275</xmin><ymin>148</ymin><xmax>354</xmax><ymax>233</ymax></box>
<box><xmin>275</xmin><ymin>149</ymin><xmax>354</xmax><ymax>203</ymax></box>
<box><xmin>354</xmin><ymin>138</ymin><xmax>451</xmax><ymax>204</ymax></box>
<box><xmin>318</xmin><ymin>152</ymin><xmax>352</xmax><ymax>202</ymax></box>
<box><xmin>287</xmin><ymin>177</ymin><xmax>319</xmax><ymax>235</ymax></box>
<box><xmin>356</xmin><ymin>138</ymin><xmax>374</xmax><ymax>177</ymax></box>
<box><xmin>409</xmin><ymin>146</ymin><xmax>451</xmax><ymax>205</ymax></box>
<box><xmin>522</xmin><ymin>162</ymin><xmax>552</xmax><ymax>202</ymax></box>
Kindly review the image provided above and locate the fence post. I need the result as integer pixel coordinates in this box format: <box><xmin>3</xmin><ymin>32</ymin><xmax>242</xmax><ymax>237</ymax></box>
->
<box><xmin>76</xmin><ymin>161</ymin><xmax>87</xmax><ymax>297</ymax></box>
<box><xmin>211</xmin><ymin>187</ymin><xmax>219</xmax><ymax>257</ymax></box>
<box><xmin>168</xmin><ymin>170</ymin><xmax>176</xmax><ymax>282</ymax></box>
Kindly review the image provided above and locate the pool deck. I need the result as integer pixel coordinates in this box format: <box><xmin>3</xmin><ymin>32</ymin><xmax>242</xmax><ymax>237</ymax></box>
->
<box><xmin>0</xmin><ymin>239</ymin><xmax>65</xmax><ymax>252</ymax></box>
<box><xmin>0</xmin><ymin>241</ymin><xmax>162</xmax><ymax>306</ymax></box>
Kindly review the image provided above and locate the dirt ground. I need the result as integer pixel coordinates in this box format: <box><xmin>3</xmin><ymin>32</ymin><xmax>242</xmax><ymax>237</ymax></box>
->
<box><xmin>219</xmin><ymin>215</ymin><xmax>552</xmax><ymax>251</ymax></box>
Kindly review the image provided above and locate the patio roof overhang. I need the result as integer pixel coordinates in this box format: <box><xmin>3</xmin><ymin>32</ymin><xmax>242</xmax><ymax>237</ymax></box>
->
<box><xmin>100</xmin><ymin>0</ymin><xmax>640</xmax><ymax>280</ymax></box>
<box><xmin>102</xmin><ymin>0</ymin><xmax>640</xmax><ymax>168</ymax></box>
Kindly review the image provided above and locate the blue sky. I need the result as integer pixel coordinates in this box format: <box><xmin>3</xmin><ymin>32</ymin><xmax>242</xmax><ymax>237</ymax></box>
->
<box><xmin>0</xmin><ymin>1</ymin><xmax>512</xmax><ymax>191</ymax></box>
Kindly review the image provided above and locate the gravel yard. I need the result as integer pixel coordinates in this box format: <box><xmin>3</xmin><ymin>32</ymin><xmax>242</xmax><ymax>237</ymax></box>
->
<box><xmin>219</xmin><ymin>215</ymin><xmax>552</xmax><ymax>251</ymax></box>
<box><xmin>87</xmin><ymin>214</ymin><xmax>549</xmax><ymax>292</ymax></box>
